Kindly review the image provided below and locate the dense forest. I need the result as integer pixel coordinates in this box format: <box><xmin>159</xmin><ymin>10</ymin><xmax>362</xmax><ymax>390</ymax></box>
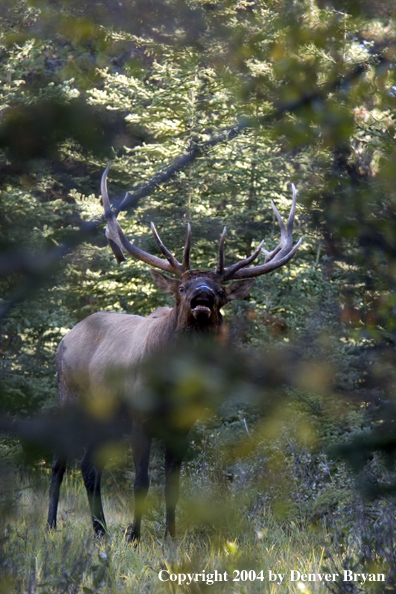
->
<box><xmin>1</xmin><ymin>0</ymin><xmax>396</xmax><ymax>592</ymax></box>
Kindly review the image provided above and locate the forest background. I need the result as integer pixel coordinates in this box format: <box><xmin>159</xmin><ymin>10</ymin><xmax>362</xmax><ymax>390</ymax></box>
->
<box><xmin>1</xmin><ymin>0</ymin><xmax>396</xmax><ymax>593</ymax></box>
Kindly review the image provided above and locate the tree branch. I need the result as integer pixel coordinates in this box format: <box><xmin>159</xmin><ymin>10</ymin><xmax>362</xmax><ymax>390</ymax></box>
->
<box><xmin>0</xmin><ymin>51</ymin><xmax>390</xmax><ymax>320</ymax></box>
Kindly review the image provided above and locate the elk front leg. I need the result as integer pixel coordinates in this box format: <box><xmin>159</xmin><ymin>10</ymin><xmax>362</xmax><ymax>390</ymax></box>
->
<box><xmin>80</xmin><ymin>447</ymin><xmax>106</xmax><ymax>538</ymax></box>
<box><xmin>164</xmin><ymin>436</ymin><xmax>188</xmax><ymax>539</ymax></box>
<box><xmin>47</xmin><ymin>453</ymin><xmax>67</xmax><ymax>530</ymax></box>
<box><xmin>127</xmin><ymin>428</ymin><xmax>152</xmax><ymax>543</ymax></box>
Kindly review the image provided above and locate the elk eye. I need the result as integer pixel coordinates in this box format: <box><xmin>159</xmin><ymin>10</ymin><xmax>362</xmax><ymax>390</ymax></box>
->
<box><xmin>179</xmin><ymin>286</ymin><xmax>185</xmax><ymax>294</ymax></box>
<box><xmin>218</xmin><ymin>289</ymin><xmax>225</xmax><ymax>298</ymax></box>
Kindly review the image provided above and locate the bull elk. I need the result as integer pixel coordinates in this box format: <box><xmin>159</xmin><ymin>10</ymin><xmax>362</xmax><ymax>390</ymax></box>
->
<box><xmin>47</xmin><ymin>163</ymin><xmax>301</xmax><ymax>541</ymax></box>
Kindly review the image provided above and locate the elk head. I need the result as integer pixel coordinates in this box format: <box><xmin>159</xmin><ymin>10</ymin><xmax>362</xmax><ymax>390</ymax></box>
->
<box><xmin>101</xmin><ymin>162</ymin><xmax>302</xmax><ymax>333</ymax></box>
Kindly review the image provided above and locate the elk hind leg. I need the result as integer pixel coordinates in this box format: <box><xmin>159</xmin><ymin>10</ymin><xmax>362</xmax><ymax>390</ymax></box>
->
<box><xmin>126</xmin><ymin>429</ymin><xmax>151</xmax><ymax>543</ymax></box>
<box><xmin>47</xmin><ymin>453</ymin><xmax>67</xmax><ymax>530</ymax></box>
<box><xmin>81</xmin><ymin>447</ymin><xmax>106</xmax><ymax>537</ymax></box>
<box><xmin>164</xmin><ymin>439</ymin><xmax>187</xmax><ymax>539</ymax></box>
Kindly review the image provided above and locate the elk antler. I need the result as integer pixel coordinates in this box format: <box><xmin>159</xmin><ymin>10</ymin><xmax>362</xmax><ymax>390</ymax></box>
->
<box><xmin>101</xmin><ymin>163</ymin><xmax>190</xmax><ymax>276</ymax></box>
<box><xmin>102</xmin><ymin>163</ymin><xmax>300</xmax><ymax>280</ymax></box>
<box><xmin>218</xmin><ymin>184</ymin><xmax>302</xmax><ymax>281</ymax></box>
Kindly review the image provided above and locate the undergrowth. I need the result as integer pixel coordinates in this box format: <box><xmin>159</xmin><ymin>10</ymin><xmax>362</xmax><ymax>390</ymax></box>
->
<box><xmin>1</xmin><ymin>414</ymin><xmax>396</xmax><ymax>594</ymax></box>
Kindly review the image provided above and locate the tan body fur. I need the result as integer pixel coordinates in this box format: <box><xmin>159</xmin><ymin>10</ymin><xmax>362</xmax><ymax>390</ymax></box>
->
<box><xmin>56</xmin><ymin>308</ymin><xmax>175</xmax><ymax>407</ymax></box>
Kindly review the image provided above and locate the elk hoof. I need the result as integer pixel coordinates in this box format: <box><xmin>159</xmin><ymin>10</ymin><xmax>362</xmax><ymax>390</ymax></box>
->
<box><xmin>125</xmin><ymin>525</ymin><xmax>140</xmax><ymax>544</ymax></box>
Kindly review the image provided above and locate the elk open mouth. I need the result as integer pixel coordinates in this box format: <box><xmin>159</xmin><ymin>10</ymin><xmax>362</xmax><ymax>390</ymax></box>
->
<box><xmin>191</xmin><ymin>296</ymin><xmax>213</xmax><ymax>320</ymax></box>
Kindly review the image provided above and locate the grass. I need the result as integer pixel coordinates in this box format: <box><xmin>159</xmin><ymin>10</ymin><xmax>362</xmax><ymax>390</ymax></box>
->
<box><xmin>0</xmin><ymin>465</ymin><xmax>353</xmax><ymax>594</ymax></box>
<box><xmin>1</xmin><ymin>420</ymin><xmax>394</xmax><ymax>594</ymax></box>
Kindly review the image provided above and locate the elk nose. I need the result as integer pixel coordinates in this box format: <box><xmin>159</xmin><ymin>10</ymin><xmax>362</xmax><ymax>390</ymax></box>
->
<box><xmin>191</xmin><ymin>285</ymin><xmax>215</xmax><ymax>319</ymax></box>
<box><xmin>191</xmin><ymin>285</ymin><xmax>215</xmax><ymax>303</ymax></box>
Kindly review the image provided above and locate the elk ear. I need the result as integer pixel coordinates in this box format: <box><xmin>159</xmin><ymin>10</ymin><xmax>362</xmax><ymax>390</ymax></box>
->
<box><xmin>150</xmin><ymin>269</ymin><xmax>179</xmax><ymax>295</ymax></box>
<box><xmin>225</xmin><ymin>279</ymin><xmax>256</xmax><ymax>302</ymax></box>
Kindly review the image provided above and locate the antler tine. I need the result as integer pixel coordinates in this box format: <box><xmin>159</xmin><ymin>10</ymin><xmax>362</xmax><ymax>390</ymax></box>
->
<box><xmin>261</xmin><ymin>244</ymin><xmax>281</xmax><ymax>263</ymax></box>
<box><xmin>261</xmin><ymin>186</ymin><xmax>298</xmax><ymax>263</ymax></box>
<box><xmin>101</xmin><ymin>163</ymin><xmax>180</xmax><ymax>275</ymax></box>
<box><xmin>182</xmin><ymin>223</ymin><xmax>192</xmax><ymax>271</ymax></box>
<box><xmin>102</xmin><ymin>162</ymin><xmax>127</xmax><ymax>265</ymax></box>
<box><xmin>150</xmin><ymin>222</ymin><xmax>185</xmax><ymax>275</ymax></box>
<box><xmin>216</xmin><ymin>226</ymin><xmax>227</xmax><ymax>275</ymax></box>
<box><xmin>287</xmin><ymin>183</ymin><xmax>297</xmax><ymax>234</ymax></box>
<box><xmin>222</xmin><ymin>240</ymin><xmax>265</xmax><ymax>281</ymax></box>
<box><xmin>101</xmin><ymin>161</ymin><xmax>112</xmax><ymax>217</ymax></box>
<box><xmin>260</xmin><ymin>201</ymin><xmax>285</xmax><ymax>264</ymax></box>
<box><xmin>222</xmin><ymin>184</ymin><xmax>301</xmax><ymax>280</ymax></box>
<box><xmin>271</xmin><ymin>199</ymin><xmax>287</xmax><ymax>238</ymax></box>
